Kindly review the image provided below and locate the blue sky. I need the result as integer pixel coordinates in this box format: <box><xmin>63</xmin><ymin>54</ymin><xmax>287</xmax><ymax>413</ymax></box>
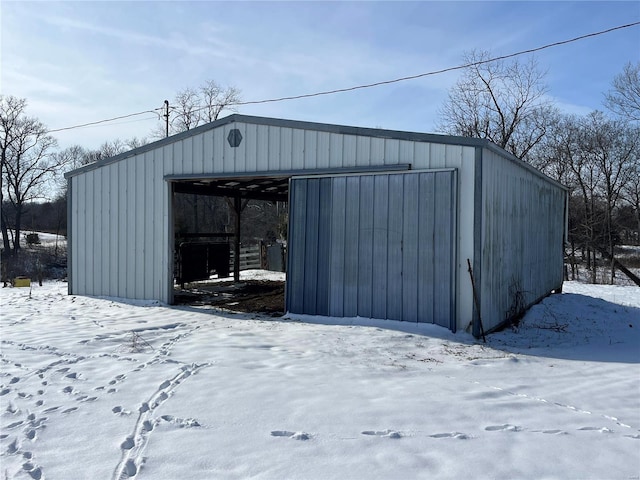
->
<box><xmin>1</xmin><ymin>1</ymin><xmax>639</xmax><ymax>150</ymax></box>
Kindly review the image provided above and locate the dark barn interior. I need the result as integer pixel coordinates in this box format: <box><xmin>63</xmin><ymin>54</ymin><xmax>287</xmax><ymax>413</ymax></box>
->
<box><xmin>170</xmin><ymin>174</ymin><xmax>290</xmax><ymax>315</ymax></box>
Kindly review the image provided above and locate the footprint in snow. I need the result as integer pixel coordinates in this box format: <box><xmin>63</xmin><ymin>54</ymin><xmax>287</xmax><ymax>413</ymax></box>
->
<box><xmin>160</xmin><ymin>415</ymin><xmax>200</xmax><ymax>428</ymax></box>
<box><xmin>6</xmin><ymin>438</ymin><xmax>20</xmax><ymax>454</ymax></box>
<box><xmin>23</xmin><ymin>462</ymin><xmax>43</xmax><ymax>480</ymax></box>
<box><xmin>578</xmin><ymin>426</ymin><xmax>613</xmax><ymax>433</ymax></box>
<box><xmin>108</xmin><ymin>374</ymin><xmax>126</xmax><ymax>385</ymax></box>
<box><xmin>485</xmin><ymin>424</ymin><xmax>522</xmax><ymax>432</ymax></box>
<box><xmin>152</xmin><ymin>391</ymin><xmax>169</xmax><ymax>407</ymax></box>
<box><xmin>361</xmin><ymin>430</ymin><xmax>402</xmax><ymax>439</ymax></box>
<box><xmin>121</xmin><ymin>436</ymin><xmax>135</xmax><ymax>450</ymax></box>
<box><xmin>430</xmin><ymin>432</ymin><xmax>470</xmax><ymax>439</ymax></box>
<box><xmin>271</xmin><ymin>430</ymin><xmax>312</xmax><ymax>440</ymax></box>
<box><xmin>124</xmin><ymin>459</ymin><xmax>137</xmax><ymax>477</ymax></box>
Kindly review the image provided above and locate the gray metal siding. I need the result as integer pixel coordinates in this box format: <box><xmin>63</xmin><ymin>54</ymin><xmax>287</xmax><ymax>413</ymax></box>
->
<box><xmin>68</xmin><ymin>154</ymin><xmax>169</xmax><ymax>302</ymax></box>
<box><xmin>66</xmin><ymin>116</ymin><xmax>476</xmax><ymax>322</ymax></box>
<box><xmin>480</xmin><ymin>148</ymin><xmax>566</xmax><ymax>331</ymax></box>
<box><xmin>287</xmin><ymin>170</ymin><xmax>457</xmax><ymax>328</ymax></box>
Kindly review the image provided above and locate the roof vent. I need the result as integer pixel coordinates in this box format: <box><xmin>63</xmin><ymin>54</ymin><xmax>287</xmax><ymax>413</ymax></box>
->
<box><xmin>227</xmin><ymin>129</ymin><xmax>243</xmax><ymax>148</ymax></box>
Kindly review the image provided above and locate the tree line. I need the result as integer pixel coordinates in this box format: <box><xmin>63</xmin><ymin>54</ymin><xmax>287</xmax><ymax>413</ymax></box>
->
<box><xmin>1</xmin><ymin>60</ymin><xmax>638</xmax><ymax>284</ymax></box>
<box><xmin>438</xmin><ymin>55</ymin><xmax>639</xmax><ymax>283</ymax></box>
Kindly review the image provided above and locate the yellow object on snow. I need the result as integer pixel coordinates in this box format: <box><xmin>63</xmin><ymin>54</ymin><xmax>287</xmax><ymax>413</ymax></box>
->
<box><xmin>14</xmin><ymin>277</ymin><xmax>31</xmax><ymax>287</ymax></box>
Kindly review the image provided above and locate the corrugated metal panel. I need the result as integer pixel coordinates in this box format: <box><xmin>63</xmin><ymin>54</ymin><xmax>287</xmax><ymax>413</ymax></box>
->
<box><xmin>386</xmin><ymin>173</ymin><xmax>404</xmax><ymax>319</ymax></box>
<box><xmin>402</xmin><ymin>173</ymin><xmax>420</xmax><ymax>321</ymax></box>
<box><xmin>287</xmin><ymin>170</ymin><xmax>457</xmax><ymax>328</ymax></box>
<box><xmin>85</xmin><ymin>170</ymin><xmax>94</xmax><ymax>294</ymax></box>
<box><xmin>328</xmin><ymin>177</ymin><xmax>346</xmax><ymax>315</ymax></box>
<box><xmin>342</xmin><ymin>176</ymin><xmax>361</xmax><ymax>317</ymax></box>
<box><xmin>317</xmin><ymin>132</ymin><xmax>330</xmax><ymax>168</ymax></box>
<box><xmin>286</xmin><ymin>178</ymin><xmax>304</xmax><ymax>312</ymax></box>
<box><xmin>480</xmin><ymin>148</ymin><xmax>565</xmax><ymax>331</ymax></box>
<box><xmin>357</xmin><ymin>174</ymin><xmax>374</xmax><ymax>317</ymax></box>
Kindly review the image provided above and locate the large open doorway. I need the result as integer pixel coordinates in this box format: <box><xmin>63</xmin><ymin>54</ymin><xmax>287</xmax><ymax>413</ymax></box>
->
<box><xmin>167</xmin><ymin>174</ymin><xmax>290</xmax><ymax>314</ymax></box>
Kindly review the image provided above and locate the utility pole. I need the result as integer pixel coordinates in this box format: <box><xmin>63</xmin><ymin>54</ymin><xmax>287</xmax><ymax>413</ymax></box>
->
<box><xmin>164</xmin><ymin>100</ymin><xmax>169</xmax><ymax>138</ymax></box>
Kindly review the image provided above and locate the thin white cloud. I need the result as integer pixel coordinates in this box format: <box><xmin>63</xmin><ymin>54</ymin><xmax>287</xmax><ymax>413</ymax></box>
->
<box><xmin>44</xmin><ymin>14</ymin><xmax>245</xmax><ymax>62</ymax></box>
<box><xmin>3</xmin><ymin>0</ymin><xmax>637</xmax><ymax>151</ymax></box>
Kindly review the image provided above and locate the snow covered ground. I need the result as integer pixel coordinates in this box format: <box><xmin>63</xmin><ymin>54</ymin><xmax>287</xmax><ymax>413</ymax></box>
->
<box><xmin>2</xmin><ymin>231</ymin><xmax>66</xmax><ymax>249</ymax></box>
<box><xmin>1</xmin><ymin>276</ymin><xmax>638</xmax><ymax>479</ymax></box>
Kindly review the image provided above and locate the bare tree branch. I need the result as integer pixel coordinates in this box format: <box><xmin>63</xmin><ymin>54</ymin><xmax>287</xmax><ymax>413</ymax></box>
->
<box><xmin>604</xmin><ymin>61</ymin><xmax>640</xmax><ymax>122</ymax></box>
<box><xmin>437</xmin><ymin>50</ymin><xmax>555</xmax><ymax>162</ymax></box>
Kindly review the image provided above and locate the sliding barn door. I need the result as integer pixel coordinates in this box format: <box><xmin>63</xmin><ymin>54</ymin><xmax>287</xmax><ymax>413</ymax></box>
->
<box><xmin>287</xmin><ymin>170</ymin><xmax>456</xmax><ymax>330</ymax></box>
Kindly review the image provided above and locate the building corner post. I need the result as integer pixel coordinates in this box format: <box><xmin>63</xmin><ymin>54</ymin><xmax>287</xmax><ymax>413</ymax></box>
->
<box><xmin>472</xmin><ymin>147</ymin><xmax>483</xmax><ymax>339</ymax></box>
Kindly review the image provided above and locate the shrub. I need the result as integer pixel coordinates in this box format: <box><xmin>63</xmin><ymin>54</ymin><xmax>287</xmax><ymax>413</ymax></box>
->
<box><xmin>1</xmin><ymin>245</ymin><xmax>67</xmax><ymax>286</ymax></box>
<box><xmin>25</xmin><ymin>233</ymin><xmax>41</xmax><ymax>246</ymax></box>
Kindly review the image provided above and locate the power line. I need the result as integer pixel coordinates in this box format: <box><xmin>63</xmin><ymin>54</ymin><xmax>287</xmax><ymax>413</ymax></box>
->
<box><xmin>228</xmin><ymin>21</ymin><xmax>640</xmax><ymax>107</ymax></box>
<box><xmin>47</xmin><ymin>108</ymin><xmax>162</xmax><ymax>133</ymax></box>
<box><xmin>47</xmin><ymin>21</ymin><xmax>639</xmax><ymax>134</ymax></box>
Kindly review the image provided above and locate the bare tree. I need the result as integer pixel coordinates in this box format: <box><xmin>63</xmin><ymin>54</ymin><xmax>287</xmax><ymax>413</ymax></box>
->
<box><xmin>154</xmin><ymin>80</ymin><xmax>241</xmax><ymax>138</ymax></box>
<box><xmin>172</xmin><ymin>88</ymin><xmax>202</xmax><ymax>133</ymax></box>
<box><xmin>581</xmin><ymin>112</ymin><xmax>639</xmax><ymax>283</ymax></box>
<box><xmin>78</xmin><ymin>137</ymin><xmax>147</xmax><ymax>164</ymax></box>
<box><xmin>56</xmin><ymin>145</ymin><xmax>88</xmax><ymax>170</ymax></box>
<box><xmin>55</xmin><ymin>137</ymin><xmax>148</xmax><ymax>199</ymax></box>
<box><xmin>604</xmin><ymin>61</ymin><xmax>640</xmax><ymax>122</ymax></box>
<box><xmin>157</xmin><ymin>81</ymin><xmax>241</xmax><ymax>240</ymax></box>
<box><xmin>0</xmin><ymin>96</ymin><xmax>26</xmax><ymax>253</ymax></box>
<box><xmin>200</xmin><ymin>80</ymin><xmax>241</xmax><ymax>124</ymax></box>
<box><xmin>437</xmin><ymin>50</ymin><xmax>557</xmax><ymax>161</ymax></box>
<box><xmin>0</xmin><ymin>95</ymin><xmax>64</xmax><ymax>252</ymax></box>
<box><xmin>540</xmin><ymin>111</ymin><xmax>639</xmax><ymax>283</ymax></box>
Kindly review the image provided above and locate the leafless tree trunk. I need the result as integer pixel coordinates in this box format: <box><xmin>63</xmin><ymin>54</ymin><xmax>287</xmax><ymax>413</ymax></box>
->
<box><xmin>1</xmin><ymin>95</ymin><xmax>62</xmax><ymax>252</ymax></box>
<box><xmin>0</xmin><ymin>96</ymin><xmax>27</xmax><ymax>254</ymax></box>
<box><xmin>580</xmin><ymin>112</ymin><xmax>638</xmax><ymax>283</ymax></box>
<box><xmin>621</xmin><ymin>157</ymin><xmax>640</xmax><ymax>244</ymax></box>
